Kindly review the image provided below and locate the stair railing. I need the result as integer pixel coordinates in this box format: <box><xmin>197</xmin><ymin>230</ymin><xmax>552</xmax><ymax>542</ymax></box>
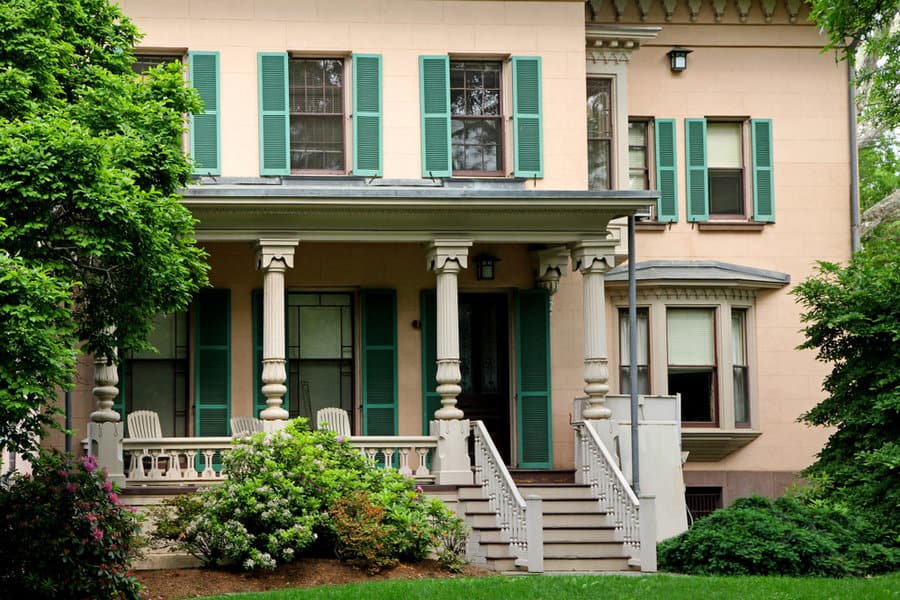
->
<box><xmin>470</xmin><ymin>420</ymin><xmax>528</xmax><ymax>563</ymax></box>
<box><xmin>574</xmin><ymin>418</ymin><xmax>641</xmax><ymax>559</ymax></box>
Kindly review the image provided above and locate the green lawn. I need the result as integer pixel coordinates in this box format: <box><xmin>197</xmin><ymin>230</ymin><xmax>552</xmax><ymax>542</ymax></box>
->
<box><xmin>202</xmin><ymin>572</ymin><xmax>900</xmax><ymax>600</ymax></box>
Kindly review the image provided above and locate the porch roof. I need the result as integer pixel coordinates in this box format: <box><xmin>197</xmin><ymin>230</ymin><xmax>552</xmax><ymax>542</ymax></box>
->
<box><xmin>180</xmin><ymin>178</ymin><xmax>657</xmax><ymax>243</ymax></box>
<box><xmin>605</xmin><ymin>260</ymin><xmax>791</xmax><ymax>288</ymax></box>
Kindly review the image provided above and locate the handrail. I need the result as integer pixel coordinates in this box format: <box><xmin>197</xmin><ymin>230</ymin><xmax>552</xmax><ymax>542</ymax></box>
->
<box><xmin>574</xmin><ymin>420</ymin><xmax>641</xmax><ymax>557</ymax></box>
<box><xmin>470</xmin><ymin>420</ymin><xmax>528</xmax><ymax>560</ymax></box>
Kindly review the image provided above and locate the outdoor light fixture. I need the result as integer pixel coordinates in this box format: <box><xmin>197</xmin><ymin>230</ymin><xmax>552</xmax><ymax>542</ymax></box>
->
<box><xmin>474</xmin><ymin>254</ymin><xmax>498</xmax><ymax>281</ymax></box>
<box><xmin>667</xmin><ymin>47</ymin><xmax>692</xmax><ymax>72</ymax></box>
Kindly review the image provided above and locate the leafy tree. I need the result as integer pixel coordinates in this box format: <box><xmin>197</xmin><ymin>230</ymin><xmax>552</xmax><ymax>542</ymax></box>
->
<box><xmin>859</xmin><ymin>133</ymin><xmax>900</xmax><ymax>212</ymax></box>
<box><xmin>792</xmin><ymin>225</ymin><xmax>900</xmax><ymax>533</ymax></box>
<box><xmin>0</xmin><ymin>0</ymin><xmax>209</xmax><ymax>456</ymax></box>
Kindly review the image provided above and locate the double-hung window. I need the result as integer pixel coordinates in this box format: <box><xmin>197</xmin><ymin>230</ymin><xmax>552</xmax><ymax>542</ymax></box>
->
<box><xmin>732</xmin><ymin>309</ymin><xmax>750</xmax><ymax>426</ymax></box>
<box><xmin>420</xmin><ymin>55</ymin><xmax>543</xmax><ymax>178</ymax></box>
<box><xmin>685</xmin><ymin>118</ymin><xmax>774</xmax><ymax>222</ymax></box>
<box><xmin>667</xmin><ymin>308</ymin><xmax>718</xmax><ymax>424</ymax></box>
<box><xmin>618</xmin><ymin>307</ymin><xmax>649</xmax><ymax>395</ymax></box>
<box><xmin>259</xmin><ymin>52</ymin><xmax>382</xmax><ymax>177</ymax></box>
<box><xmin>587</xmin><ymin>78</ymin><xmax>613</xmax><ymax>190</ymax></box>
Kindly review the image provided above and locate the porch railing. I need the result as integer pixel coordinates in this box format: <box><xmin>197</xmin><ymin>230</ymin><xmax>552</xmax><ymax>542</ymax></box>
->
<box><xmin>471</xmin><ymin>420</ymin><xmax>528</xmax><ymax>564</ymax></box>
<box><xmin>123</xmin><ymin>434</ymin><xmax>439</xmax><ymax>485</ymax></box>
<box><xmin>573</xmin><ymin>419</ymin><xmax>642</xmax><ymax>559</ymax></box>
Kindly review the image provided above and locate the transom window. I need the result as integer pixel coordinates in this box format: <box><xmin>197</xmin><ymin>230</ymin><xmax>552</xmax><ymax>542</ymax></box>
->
<box><xmin>667</xmin><ymin>308</ymin><xmax>717</xmax><ymax>424</ymax></box>
<box><xmin>289</xmin><ymin>58</ymin><xmax>345</xmax><ymax>172</ymax></box>
<box><xmin>707</xmin><ymin>122</ymin><xmax>744</xmax><ymax>215</ymax></box>
<box><xmin>450</xmin><ymin>61</ymin><xmax>503</xmax><ymax>174</ymax></box>
<box><xmin>587</xmin><ymin>78</ymin><xmax>612</xmax><ymax>190</ymax></box>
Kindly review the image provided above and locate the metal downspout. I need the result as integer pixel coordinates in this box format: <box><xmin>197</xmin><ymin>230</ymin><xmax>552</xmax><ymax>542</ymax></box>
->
<box><xmin>849</xmin><ymin>60</ymin><xmax>861</xmax><ymax>252</ymax></box>
<box><xmin>628</xmin><ymin>215</ymin><xmax>640</xmax><ymax>497</ymax></box>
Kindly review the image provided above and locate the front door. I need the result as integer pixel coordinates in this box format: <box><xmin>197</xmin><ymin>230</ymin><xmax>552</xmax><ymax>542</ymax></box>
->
<box><xmin>457</xmin><ymin>293</ymin><xmax>511</xmax><ymax>464</ymax></box>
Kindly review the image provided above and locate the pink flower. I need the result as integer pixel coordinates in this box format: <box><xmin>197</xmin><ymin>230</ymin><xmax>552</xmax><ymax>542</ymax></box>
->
<box><xmin>336</xmin><ymin>435</ymin><xmax>345</xmax><ymax>443</ymax></box>
<box><xmin>92</xmin><ymin>527</ymin><xmax>104</xmax><ymax>542</ymax></box>
<box><xmin>103</xmin><ymin>480</ymin><xmax>113</xmax><ymax>492</ymax></box>
<box><xmin>415</xmin><ymin>486</ymin><xmax>423</xmax><ymax>494</ymax></box>
<box><xmin>82</xmin><ymin>455</ymin><xmax>97</xmax><ymax>473</ymax></box>
<box><xmin>86</xmin><ymin>514</ymin><xmax>98</xmax><ymax>523</ymax></box>
<box><xmin>65</xmin><ymin>482</ymin><xmax>78</xmax><ymax>493</ymax></box>
<box><xmin>108</xmin><ymin>492</ymin><xmax>119</xmax><ymax>505</ymax></box>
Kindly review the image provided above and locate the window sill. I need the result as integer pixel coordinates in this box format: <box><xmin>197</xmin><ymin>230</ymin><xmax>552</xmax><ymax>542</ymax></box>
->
<box><xmin>681</xmin><ymin>429</ymin><xmax>761</xmax><ymax>461</ymax></box>
<box><xmin>635</xmin><ymin>221</ymin><xmax>669</xmax><ymax>232</ymax></box>
<box><xmin>697</xmin><ymin>221</ymin><xmax>766</xmax><ymax>232</ymax></box>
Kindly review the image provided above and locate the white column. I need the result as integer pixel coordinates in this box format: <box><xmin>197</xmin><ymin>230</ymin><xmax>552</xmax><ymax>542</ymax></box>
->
<box><xmin>426</xmin><ymin>240</ymin><xmax>471</xmax><ymax>420</ymax></box>
<box><xmin>256</xmin><ymin>239</ymin><xmax>299</xmax><ymax>428</ymax></box>
<box><xmin>426</xmin><ymin>239</ymin><xmax>473</xmax><ymax>485</ymax></box>
<box><xmin>571</xmin><ymin>240</ymin><xmax>617</xmax><ymax>420</ymax></box>
<box><xmin>89</xmin><ymin>348</ymin><xmax>124</xmax><ymax>486</ymax></box>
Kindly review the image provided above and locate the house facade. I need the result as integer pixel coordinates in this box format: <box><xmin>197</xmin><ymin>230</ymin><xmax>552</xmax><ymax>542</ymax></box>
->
<box><xmin>57</xmin><ymin>0</ymin><xmax>850</xmax><ymax>531</ymax></box>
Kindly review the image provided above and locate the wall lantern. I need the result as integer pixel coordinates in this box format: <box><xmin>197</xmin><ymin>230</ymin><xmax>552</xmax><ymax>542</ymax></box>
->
<box><xmin>667</xmin><ymin>47</ymin><xmax>692</xmax><ymax>72</ymax></box>
<box><xmin>474</xmin><ymin>254</ymin><xmax>499</xmax><ymax>281</ymax></box>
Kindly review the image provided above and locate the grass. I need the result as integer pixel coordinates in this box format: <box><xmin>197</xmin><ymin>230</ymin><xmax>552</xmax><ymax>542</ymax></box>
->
<box><xmin>201</xmin><ymin>572</ymin><xmax>900</xmax><ymax>600</ymax></box>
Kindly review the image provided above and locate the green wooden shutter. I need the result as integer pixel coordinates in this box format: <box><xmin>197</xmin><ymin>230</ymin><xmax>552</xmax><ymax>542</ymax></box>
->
<box><xmin>189</xmin><ymin>51</ymin><xmax>220</xmax><ymax>176</ymax></box>
<box><xmin>419</xmin><ymin>55</ymin><xmax>451</xmax><ymax>177</ymax></box>
<box><xmin>258</xmin><ymin>52</ymin><xmax>289</xmax><ymax>176</ymax></box>
<box><xmin>252</xmin><ymin>289</ymin><xmax>265</xmax><ymax>418</ymax></box>
<box><xmin>353</xmin><ymin>54</ymin><xmax>383</xmax><ymax>176</ymax></box>
<box><xmin>194</xmin><ymin>289</ymin><xmax>231</xmax><ymax>437</ymax></box>
<box><xmin>685</xmin><ymin>118</ymin><xmax>709</xmax><ymax>222</ymax></box>
<box><xmin>420</xmin><ymin>290</ymin><xmax>440</xmax><ymax>434</ymax></box>
<box><xmin>516</xmin><ymin>289</ymin><xmax>552</xmax><ymax>469</ymax></box>
<box><xmin>752</xmin><ymin>118</ymin><xmax>775</xmax><ymax>222</ymax></box>
<box><xmin>655</xmin><ymin>118</ymin><xmax>678</xmax><ymax>222</ymax></box>
<box><xmin>512</xmin><ymin>56</ymin><xmax>543</xmax><ymax>178</ymax></box>
<box><xmin>361</xmin><ymin>290</ymin><xmax>398</xmax><ymax>435</ymax></box>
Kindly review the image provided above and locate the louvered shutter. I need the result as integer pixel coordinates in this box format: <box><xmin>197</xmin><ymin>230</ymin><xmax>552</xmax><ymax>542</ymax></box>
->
<box><xmin>685</xmin><ymin>118</ymin><xmax>709</xmax><ymax>222</ymax></box>
<box><xmin>361</xmin><ymin>290</ymin><xmax>398</xmax><ymax>435</ymax></box>
<box><xmin>420</xmin><ymin>290</ymin><xmax>440</xmax><ymax>433</ymax></box>
<box><xmin>512</xmin><ymin>56</ymin><xmax>543</xmax><ymax>178</ymax></box>
<box><xmin>752</xmin><ymin>119</ymin><xmax>775</xmax><ymax>222</ymax></box>
<box><xmin>194</xmin><ymin>289</ymin><xmax>230</xmax><ymax>437</ymax></box>
<box><xmin>189</xmin><ymin>51</ymin><xmax>220</xmax><ymax>175</ymax></box>
<box><xmin>258</xmin><ymin>52</ymin><xmax>289</xmax><ymax>176</ymax></box>
<box><xmin>353</xmin><ymin>54</ymin><xmax>383</xmax><ymax>176</ymax></box>
<box><xmin>419</xmin><ymin>56</ymin><xmax>452</xmax><ymax>177</ymax></box>
<box><xmin>655</xmin><ymin>118</ymin><xmax>678</xmax><ymax>222</ymax></box>
<box><xmin>517</xmin><ymin>289</ymin><xmax>552</xmax><ymax>468</ymax></box>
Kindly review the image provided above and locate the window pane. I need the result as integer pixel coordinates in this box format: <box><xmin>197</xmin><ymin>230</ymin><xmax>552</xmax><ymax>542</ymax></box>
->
<box><xmin>628</xmin><ymin>121</ymin><xmax>647</xmax><ymax>146</ymax></box>
<box><xmin>732</xmin><ymin>310</ymin><xmax>749</xmax><ymax>425</ymax></box>
<box><xmin>588</xmin><ymin>140</ymin><xmax>610</xmax><ymax>190</ymax></box>
<box><xmin>629</xmin><ymin>172</ymin><xmax>648</xmax><ymax>190</ymax></box>
<box><xmin>133</xmin><ymin>55</ymin><xmax>179</xmax><ymax>75</ymax></box>
<box><xmin>731</xmin><ymin>310</ymin><xmax>747</xmax><ymax>365</ymax></box>
<box><xmin>619</xmin><ymin>308</ymin><xmax>649</xmax><ymax>366</ymax></box>
<box><xmin>289</xmin><ymin>58</ymin><xmax>344</xmax><ymax>171</ymax></box>
<box><xmin>621</xmin><ymin>366</ymin><xmax>650</xmax><ymax>395</ymax></box>
<box><xmin>451</xmin><ymin>117</ymin><xmax>501</xmax><ymax>172</ymax></box>
<box><xmin>667</xmin><ymin>308</ymin><xmax>715</xmax><ymax>365</ymax></box>
<box><xmin>670</xmin><ymin>368</ymin><xmax>716</xmax><ymax>422</ymax></box>
<box><xmin>709</xmin><ymin>169</ymin><xmax>744</xmax><ymax>214</ymax></box>
<box><xmin>450</xmin><ymin>61</ymin><xmax>503</xmax><ymax>172</ymax></box>
<box><xmin>707</xmin><ymin>122</ymin><xmax>742</xmax><ymax>168</ymax></box>
<box><xmin>586</xmin><ymin>79</ymin><xmax>611</xmax><ymax>138</ymax></box>
<box><xmin>734</xmin><ymin>365</ymin><xmax>749</xmax><ymax>424</ymax></box>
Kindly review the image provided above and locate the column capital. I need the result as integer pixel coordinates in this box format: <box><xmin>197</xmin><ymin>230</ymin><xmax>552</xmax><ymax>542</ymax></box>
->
<box><xmin>256</xmin><ymin>238</ymin><xmax>299</xmax><ymax>271</ymax></box>
<box><xmin>425</xmin><ymin>239</ymin><xmax>472</xmax><ymax>273</ymax></box>
<box><xmin>569</xmin><ymin>240</ymin><xmax>617</xmax><ymax>275</ymax></box>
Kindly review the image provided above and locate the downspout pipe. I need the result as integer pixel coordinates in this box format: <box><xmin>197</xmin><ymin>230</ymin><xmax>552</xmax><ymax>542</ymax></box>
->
<box><xmin>848</xmin><ymin>59</ymin><xmax>861</xmax><ymax>252</ymax></box>
<box><xmin>628</xmin><ymin>215</ymin><xmax>640</xmax><ymax>497</ymax></box>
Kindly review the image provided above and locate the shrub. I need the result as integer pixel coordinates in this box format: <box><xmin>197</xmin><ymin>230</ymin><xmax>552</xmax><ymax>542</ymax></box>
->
<box><xmin>0</xmin><ymin>450</ymin><xmax>143</xmax><ymax>599</ymax></box>
<box><xmin>659</xmin><ymin>495</ymin><xmax>899</xmax><ymax>577</ymax></box>
<box><xmin>157</xmin><ymin>419</ymin><xmax>469</xmax><ymax>574</ymax></box>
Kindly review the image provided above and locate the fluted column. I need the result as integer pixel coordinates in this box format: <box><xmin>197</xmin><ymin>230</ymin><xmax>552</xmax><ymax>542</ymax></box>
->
<box><xmin>571</xmin><ymin>240</ymin><xmax>617</xmax><ymax>420</ymax></box>
<box><xmin>426</xmin><ymin>240</ymin><xmax>472</xmax><ymax>420</ymax></box>
<box><xmin>256</xmin><ymin>239</ymin><xmax>299</xmax><ymax>426</ymax></box>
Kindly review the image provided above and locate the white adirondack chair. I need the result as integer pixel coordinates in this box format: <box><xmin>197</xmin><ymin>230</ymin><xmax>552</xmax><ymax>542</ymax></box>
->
<box><xmin>230</xmin><ymin>416</ymin><xmax>263</xmax><ymax>437</ymax></box>
<box><xmin>316</xmin><ymin>407</ymin><xmax>351</xmax><ymax>437</ymax></box>
<box><xmin>126</xmin><ymin>410</ymin><xmax>165</xmax><ymax>476</ymax></box>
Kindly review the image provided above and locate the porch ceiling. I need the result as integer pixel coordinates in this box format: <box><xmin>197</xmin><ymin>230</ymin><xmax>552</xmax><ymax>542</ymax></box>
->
<box><xmin>180</xmin><ymin>183</ymin><xmax>657</xmax><ymax>243</ymax></box>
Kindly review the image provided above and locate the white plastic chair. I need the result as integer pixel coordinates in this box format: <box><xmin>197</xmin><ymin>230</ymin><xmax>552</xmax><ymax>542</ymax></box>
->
<box><xmin>316</xmin><ymin>407</ymin><xmax>351</xmax><ymax>437</ymax></box>
<box><xmin>127</xmin><ymin>410</ymin><xmax>163</xmax><ymax>439</ymax></box>
<box><xmin>230</xmin><ymin>416</ymin><xmax>263</xmax><ymax>437</ymax></box>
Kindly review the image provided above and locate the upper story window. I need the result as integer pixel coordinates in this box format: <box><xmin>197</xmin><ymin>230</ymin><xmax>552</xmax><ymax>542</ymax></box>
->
<box><xmin>132</xmin><ymin>54</ymin><xmax>180</xmax><ymax>75</ymax></box>
<box><xmin>450</xmin><ymin>61</ymin><xmax>503</xmax><ymax>175</ymax></box>
<box><xmin>259</xmin><ymin>52</ymin><xmax>382</xmax><ymax>177</ymax></box>
<box><xmin>420</xmin><ymin>55</ymin><xmax>543</xmax><ymax>179</ymax></box>
<box><xmin>628</xmin><ymin>120</ymin><xmax>650</xmax><ymax>191</ymax></box>
<box><xmin>289</xmin><ymin>59</ymin><xmax>345</xmax><ymax>172</ymax></box>
<box><xmin>686</xmin><ymin>118</ymin><xmax>774</xmax><ymax>223</ymax></box>
<box><xmin>587</xmin><ymin>78</ymin><xmax>612</xmax><ymax>190</ymax></box>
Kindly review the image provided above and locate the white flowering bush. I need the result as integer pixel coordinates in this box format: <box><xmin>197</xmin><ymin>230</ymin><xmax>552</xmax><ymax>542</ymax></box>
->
<box><xmin>155</xmin><ymin>418</ymin><xmax>467</xmax><ymax>573</ymax></box>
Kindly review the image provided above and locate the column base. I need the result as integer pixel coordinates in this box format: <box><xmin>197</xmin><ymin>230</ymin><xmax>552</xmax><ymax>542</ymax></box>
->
<box><xmin>429</xmin><ymin>419</ymin><xmax>473</xmax><ymax>485</ymax></box>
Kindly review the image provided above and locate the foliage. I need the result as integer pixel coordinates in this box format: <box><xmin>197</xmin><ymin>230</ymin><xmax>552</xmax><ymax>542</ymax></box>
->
<box><xmin>156</xmin><ymin>420</ymin><xmax>468</xmax><ymax>574</ymax></box>
<box><xmin>792</xmin><ymin>228</ymin><xmax>900</xmax><ymax>534</ymax></box>
<box><xmin>0</xmin><ymin>450</ymin><xmax>143</xmax><ymax>599</ymax></box>
<box><xmin>809</xmin><ymin>0</ymin><xmax>900</xmax><ymax>130</ymax></box>
<box><xmin>0</xmin><ymin>245</ymin><xmax>76</xmax><ymax>456</ymax></box>
<box><xmin>658</xmin><ymin>495</ymin><xmax>898</xmax><ymax>577</ymax></box>
<box><xmin>0</xmin><ymin>0</ymin><xmax>209</xmax><ymax>456</ymax></box>
<box><xmin>859</xmin><ymin>133</ymin><xmax>900</xmax><ymax>212</ymax></box>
